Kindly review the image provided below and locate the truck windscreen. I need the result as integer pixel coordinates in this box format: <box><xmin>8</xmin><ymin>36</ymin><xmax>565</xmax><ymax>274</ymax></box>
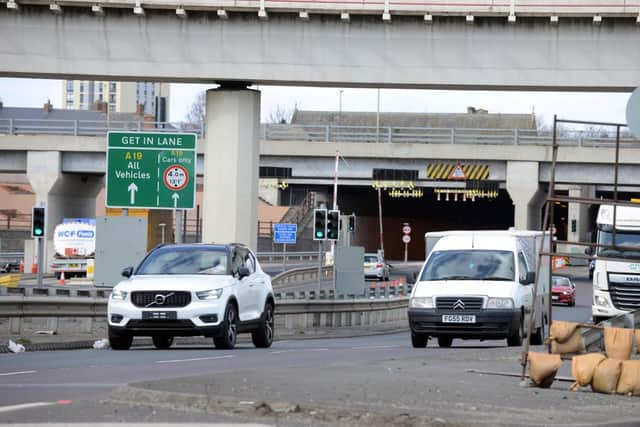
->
<box><xmin>420</xmin><ymin>250</ymin><xmax>515</xmax><ymax>282</ymax></box>
<box><xmin>597</xmin><ymin>228</ymin><xmax>640</xmax><ymax>259</ymax></box>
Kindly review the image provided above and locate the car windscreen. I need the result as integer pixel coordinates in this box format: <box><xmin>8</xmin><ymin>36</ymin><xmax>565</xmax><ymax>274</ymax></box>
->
<box><xmin>136</xmin><ymin>247</ymin><xmax>229</xmax><ymax>275</ymax></box>
<box><xmin>552</xmin><ymin>276</ymin><xmax>571</xmax><ymax>287</ymax></box>
<box><xmin>364</xmin><ymin>256</ymin><xmax>379</xmax><ymax>263</ymax></box>
<box><xmin>420</xmin><ymin>250</ymin><xmax>515</xmax><ymax>282</ymax></box>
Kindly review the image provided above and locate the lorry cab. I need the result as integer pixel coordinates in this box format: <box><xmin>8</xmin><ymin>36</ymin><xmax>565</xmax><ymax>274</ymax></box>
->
<box><xmin>409</xmin><ymin>230</ymin><xmax>546</xmax><ymax>348</ymax></box>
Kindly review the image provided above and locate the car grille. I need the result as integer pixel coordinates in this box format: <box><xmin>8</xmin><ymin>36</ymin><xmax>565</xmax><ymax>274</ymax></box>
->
<box><xmin>608</xmin><ymin>282</ymin><xmax>640</xmax><ymax>311</ymax></box>
<box><xmin>126</xmin><ymin>319</ymin><xmax>195</xmax><ymax>329</ymax></box>
<box><xmin>436</xmin><ymin>297</ymin><xmax>483</xmax><ymax>311</ymax></box>
<box><xmin>131</xmin><ymin>291</ymin><xmax>191</xmax><ymax>308</ymax></box>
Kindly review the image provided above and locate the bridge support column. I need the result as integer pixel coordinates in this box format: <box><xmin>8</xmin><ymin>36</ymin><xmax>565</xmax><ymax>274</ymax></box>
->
<box><xmin>563</xmin><ymin>185</ymin><xmax>595</xmax><ymax>264</ymax></box>
<box><xmin>27</xmin><ymin>151</ymin><xmax>103</xmax><ymax>272</ymax></box>
<box><xmin>202</xmin><ymin>86</ymin><xmax>260</xmax><ymax>249</ymax></box>
<box><xmin>506</xmin><ymin>161</ymin><xmax>545</xmax><ymax>230</ymax></box>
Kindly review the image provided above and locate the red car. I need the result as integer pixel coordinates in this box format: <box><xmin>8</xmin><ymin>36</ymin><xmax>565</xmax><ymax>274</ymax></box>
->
<box><xmin>552</xmin><ymin>275</ymin><xmax>576</xmax><ymax>306</ymax></box>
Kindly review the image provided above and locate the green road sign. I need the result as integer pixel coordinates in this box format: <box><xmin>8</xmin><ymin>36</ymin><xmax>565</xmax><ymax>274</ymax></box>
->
<box><xmin>106</xmin><ymin>132</ymin><xmax>197</xmax><ymax>209</ymax></box>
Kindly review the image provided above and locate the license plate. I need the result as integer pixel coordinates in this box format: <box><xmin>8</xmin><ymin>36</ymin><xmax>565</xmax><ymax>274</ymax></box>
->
<box><xmin>552</xmin><ymin>296</ymin><xmax>559</xmax><ymax>301</ymax></box>
<box><xmin>442</xmin><ymin>315</ymin><xmax>476</xmax><ymax>323</ymax></box>
<box><xmin>143</xmin><ymin>311</ymin><xmax>177</xmax><ymax>320</ymax></box>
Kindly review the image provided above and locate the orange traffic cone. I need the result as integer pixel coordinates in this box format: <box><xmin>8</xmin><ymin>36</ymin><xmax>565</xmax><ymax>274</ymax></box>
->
<box><xmin>59</xmin><ymin>271</ymin><xmax>66</xmax><ymax>286</ymax></box>
<box><xmin>31</xmin><ymin>256</ymin><xmax>37</xmax><ymax>274</ymax></box>
<box><xmin>19</xmin><ymin>259</ymin><xmax>24</xmax><ymax>273</ymax></box>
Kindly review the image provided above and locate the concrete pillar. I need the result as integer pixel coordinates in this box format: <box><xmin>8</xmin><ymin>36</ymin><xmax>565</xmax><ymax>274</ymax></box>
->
<box><xmin>27</xmin><ymin>151</ymin><xmax>104</xmax><ymax>272</ymax></box>
<box><xmin>506</xmin><ymin>161</ymin><xmax>545</xmax><ymax>230</ymax></box>
<box><xmin>203</xmin><ymin>87</ymin><xmax>260</xmax><ymax>249</ymax></box>
<box><xmin>565</xmin><ymin>185</ymin><xmax>595</xmax><ymax>265</ymax></box>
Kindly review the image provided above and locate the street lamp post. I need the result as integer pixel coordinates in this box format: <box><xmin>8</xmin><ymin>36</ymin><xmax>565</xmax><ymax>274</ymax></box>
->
<box><xmin>338</xmin><ymin>89</ymin><xmax>344</xmax><ymax>126</ymax></box>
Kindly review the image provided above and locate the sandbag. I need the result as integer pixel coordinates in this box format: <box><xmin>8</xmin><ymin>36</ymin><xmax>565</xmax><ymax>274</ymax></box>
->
<box><xmin>604</xmin><ymin>327</ymin><xmax>634</xmax><ymax>360</ymax></box>
<box><xmin>550</xmin><ymin>330</ymin><xmax>585</xmax><ymax>355</ymax></box>
<box><xmin>550</xmin><ymin>321</ymin><xmax>580</xmax><ymax>342</ymax></box>
<box><xmin>616</xmin><ymin>360</ymin><xmax>640</xmax><ymax>396</ymax></box>
<box><xmin>571</xmin><ymin>353</ymin><xmax>606</xmax><ymax>387</ymax></box>
<box><xmin>528</xmin><ymin>351</ymin><xmax>562</xmax><ymax>388</ymax></box>
<box><xmin>591</xmin><ymin>358</ymin><xmax>622</xmax><ymax>394</ymax></box>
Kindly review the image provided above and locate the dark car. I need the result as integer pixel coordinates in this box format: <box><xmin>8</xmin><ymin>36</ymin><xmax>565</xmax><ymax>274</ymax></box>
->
<box><xmin>0</xmin><ymin>262</ymin><xmax>20</xmax><ymax>273</ymax></box>
<box><xmin>589</xmin><ymin>259</ymin><xmax>595</xmax><ymax>280</ymax></box>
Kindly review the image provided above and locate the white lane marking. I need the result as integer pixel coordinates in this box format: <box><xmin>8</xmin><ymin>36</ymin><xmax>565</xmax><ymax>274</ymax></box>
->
<box><xmin>0</xmin><ymin>383</ymin><xmax>119</xmax><ymax>388</ymax></box>
<box><xmin>0</xmin><ymin>370</ymin><xmax>37</xmax><ymax>377</ymax></box>
<box><xmin>306</xmin><ymin>348</ymin><xmax>329</xmax><ymax>352</ymax></box>
<box><xmin>0</xmin><ymin>402</ymin><xmax>56</xmax><ymax>413</ymax></box>
<box><xmin>155</xmin><ymin>355</ymin><xmax>233</xmax><ymax>364</ymax></box>
<box><xmin>350</xmin><ymin>345</ymin><xmax>401</xmax><ymax>350</ymax></box>
<box><xmin>269</xmin><ymin>350</ymin><xmax>295</xmax><ymax>355</ymax></box>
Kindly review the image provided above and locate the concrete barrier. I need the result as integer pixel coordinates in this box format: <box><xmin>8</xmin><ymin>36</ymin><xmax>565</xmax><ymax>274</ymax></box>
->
<box><xmin>0</xmin><ymin>294</ymin><xmax>409</xmax><ymax>338</ymax></box>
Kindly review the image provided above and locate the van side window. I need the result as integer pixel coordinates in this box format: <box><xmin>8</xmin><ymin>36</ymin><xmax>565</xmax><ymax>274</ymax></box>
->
<box><xmin>517</xmin><ymin>252</ymin><xmax>528</xmax><ymax>282</ymax></box>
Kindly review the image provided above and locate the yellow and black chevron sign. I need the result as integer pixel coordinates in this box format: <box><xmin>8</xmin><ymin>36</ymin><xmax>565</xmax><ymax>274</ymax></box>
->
<box><xmin>426</xmin><ymin>163</ymin><xmax>490</xmax><ymax>181</ymax></box>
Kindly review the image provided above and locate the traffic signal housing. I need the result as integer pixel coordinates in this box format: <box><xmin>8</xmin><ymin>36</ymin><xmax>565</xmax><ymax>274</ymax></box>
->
<box><xmin>313</xmin><ymin>209</ymin><xmax>327</xmax><ymax>240</ymax></box>
<box><xmin>327</xmin><ymin>210</ymin><xmax>340</xmax><ymax>240</ymax></box>
<box><xmin>348</xmin><ymin>214</ymin><xmax>356</xmax><ymax>232</ymax></box>
<box><xmin>31</xmin><ymin>207</ymin><xmax>45</xmax><ymax>238</ymax></box>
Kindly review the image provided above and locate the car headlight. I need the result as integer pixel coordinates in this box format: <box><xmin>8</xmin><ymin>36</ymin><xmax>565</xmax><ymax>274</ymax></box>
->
<box><xmin>409</xmin><ymin>297</ymin><xmax>433</xmax><ymax>308</ymax></box>
<box><xmin>486</xmin><ymin>297</ymin><xmax>514</xmax><ymax>309</ymax></box>
<box><xmin>563</xmin><ymin>291</ymin><xmax>571</xmax><ymax>295</ymax></box>
<box><xmin>111</xmin><ymin>289</ymin><xmax>128</xmax><ymax>301</ymax></box>
<box><xmin>197</xmin><ymin>288</ymin><xmax>224</xmax><ymax>300</ymax></box>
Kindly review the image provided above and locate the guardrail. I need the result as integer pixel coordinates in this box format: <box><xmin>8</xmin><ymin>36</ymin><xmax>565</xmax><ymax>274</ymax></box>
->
<box><xmin>257</xmin><ymin>251</ymin><xmax>319</xmax><ymax>263</ymax></box>
<box><xmin>272</xmin><ymin>265</ymin><xmax>333</xmax><ymax>288</ymax></box>
<box><xmin>2</xmin><ymin>120</ymin><xmax>637</xmax><ymax>148</ymax></box>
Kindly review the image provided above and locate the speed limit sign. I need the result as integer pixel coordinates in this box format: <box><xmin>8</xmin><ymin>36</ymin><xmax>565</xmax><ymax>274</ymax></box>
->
<box><xmin>402</xmin><ymin>234</ymin><xmax>411</xmax><ymax>244</ymax></box>
<box><xmin>402</xmin><ymin>224</ymin><xmax>412</xmax><ymax>235</ymax></box>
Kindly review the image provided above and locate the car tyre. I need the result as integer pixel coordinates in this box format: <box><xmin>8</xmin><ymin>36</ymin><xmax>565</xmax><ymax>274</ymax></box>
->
<box><xmin>507</xmin><ymin>315</ymin><xmax>524</xmax><ymax>347</ymax></box>
<box><xmin>152</xmin><ymin>335</ymin><xmax>174</xmax><ymax>349</ymax></box>
<box><xmin>214</xmin><ymin>303</ymin><xmax>237</xmax><ymax>349</ymax></box>
<box><xmin>437</xmin><ymin>336</ymin><xmax>453</xmax><ymax>348</ymax></box>
<box><xmin>109</xmin><ymin>327</ymin><xmax>133</xmax><ymax>350</ymax></box>
<box><xmin>411</xmin><ymin>332</ymin><xmax>428</xmax><ymax>348</ymax></box>
<box><xmin>569</xmin><ymin>300</ymin><xmax>576</xmax><ymax>307</ymax></box>
<box><xmin>252</xmin><ymin>303</ymin><xmax>274</xmax><ymax>348</ymax></box>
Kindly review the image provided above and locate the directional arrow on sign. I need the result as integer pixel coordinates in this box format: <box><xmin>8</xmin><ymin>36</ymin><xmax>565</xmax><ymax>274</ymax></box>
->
<box><xmin>172</xmin><ymin>192</ymin><xmax>179</xmax><ymax>208</ymax></box>
<box><xmin>127</xmin><ymin>183</ymin><xmax>138</xmax><ymax>205</ymax></box>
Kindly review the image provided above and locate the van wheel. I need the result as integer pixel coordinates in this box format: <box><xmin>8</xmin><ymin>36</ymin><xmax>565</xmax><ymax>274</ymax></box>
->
<box><xmin>507</xmin><ymin>315</ymin><xmax>524</xmax><ymax>347</ymax></box>
<box><xmin>437</xmin><ymin>336</ymin><xmax>453</xmax><ymax>348</ymax></box>
<box><xmin>411</xmin><ymin>332</ymin><xmax>428</xmax><ymax>348</ymax></box>
<box><xmin>152</xmin><ymin>336</ymin><xmax>174</xmax><ymax>349</ymax></box>
<box><xmin>252</xmin><ymin>303</ymin><xmax>274</xmax><ymax>348</ymax></box>
<box><xmin>214</xmin><ymin>304</ymin><xmax>237</xmax><ymax>349</ymax></box>
<box><xmin>530</xmin><ymin>326</ymin><xmax>544</xmax><ymax>346</ymax></box>
<box><xmin>108</xmin><ymin>327</ymin><xmax>133</xmax><ymax>350</ymax></box>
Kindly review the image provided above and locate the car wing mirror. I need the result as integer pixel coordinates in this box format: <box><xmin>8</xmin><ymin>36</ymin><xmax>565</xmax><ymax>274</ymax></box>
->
<box><xmin>121</xmin><ymin>266</ymin><xmax>134</xmax><ymax>278</ymax></box>
<box><xmin>237</xmin><ymin>266</ymin><xmax>251</xmax><ymax>280</ymax></box>
<box><xmin>521</xmin><ymin>271</ymin><xmax>535</xmax><ymax>285</ymax></box>
<box><xmin>584</xmin><ymin>247</ymin><xmax>593</xmax><ymax>255</ymax></box>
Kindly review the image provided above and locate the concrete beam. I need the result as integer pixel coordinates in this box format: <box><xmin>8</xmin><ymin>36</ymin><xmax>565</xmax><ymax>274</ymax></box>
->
<box><xmin>1</xmin><ymin>10</ymin><xmax>639</xmax><ymax>90</ymax></box>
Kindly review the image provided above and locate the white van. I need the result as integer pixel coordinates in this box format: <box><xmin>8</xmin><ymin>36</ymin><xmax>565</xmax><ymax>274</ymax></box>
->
<box><xmin>409</xmin><ymin>230</ymin><xmax>548</xmax><ymax>348</ymax></box>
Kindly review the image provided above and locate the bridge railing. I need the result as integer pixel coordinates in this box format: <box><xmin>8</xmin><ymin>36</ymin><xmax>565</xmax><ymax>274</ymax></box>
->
<box><xmin>2</xmin><ymin>119</ymin><xmax>638</xmax><ymax>147</ymax></box>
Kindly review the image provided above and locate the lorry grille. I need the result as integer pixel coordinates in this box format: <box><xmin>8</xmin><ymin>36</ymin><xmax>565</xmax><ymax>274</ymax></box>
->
<box><xmin>436</xmin><ymin>297</ymin><xmax>483</xmax><ymax>311</ymax></box>
<box><xmin>131</xmin><ymin>291</ymin><xmax>191</xmax><ymax>308</ymax></box>
<box><xmin>608</xmin><ymin>282</ymin><xmax>640</xmax><ymax>311</ymax></box>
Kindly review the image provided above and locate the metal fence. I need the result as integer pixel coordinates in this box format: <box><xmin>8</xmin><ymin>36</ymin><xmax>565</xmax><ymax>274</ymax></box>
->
<box><xmin>2</xmin><ymin>119</ymin><xmax>637</xmax><ymax>147</ymax></box>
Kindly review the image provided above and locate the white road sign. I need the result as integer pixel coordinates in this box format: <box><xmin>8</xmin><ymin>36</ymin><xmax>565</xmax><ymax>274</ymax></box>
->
<box><xmin>402</xmin><ymin>234</ymin><xmax>411</xmax><ymax>244</ymax></box>
<box><xmin>402</xmin><ymin>225</ymin><xmax>412</xmax><ymax>235</ymax></box>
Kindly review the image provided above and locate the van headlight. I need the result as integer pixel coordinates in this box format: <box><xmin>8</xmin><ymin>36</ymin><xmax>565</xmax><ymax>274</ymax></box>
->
<box><xmin>111</xmin><ymin>289</ymin><xmax>128</xmax><ymax>301</ymax></box>
<box><xmin>409</xmin><ymin>297</ymin><xmax>433</xmax><ymax>308</ymax></box>
<box><xmin>486</xmin><ymin>297</ymin><xmax>514</xmax><ymax>309</ymax></box>
<box><xmin>595</xmin><ymin>295</ymin><xmax>610</xmax><ymax>308</ymax></box>
<box><xmin>197</xmin><ymin>288</ymin><xmax>224</xmax><ymax>300</ymax></box>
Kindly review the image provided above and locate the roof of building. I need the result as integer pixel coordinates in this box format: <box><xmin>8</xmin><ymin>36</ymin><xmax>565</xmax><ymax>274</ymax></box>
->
<box><xmin>291</xmin><ymin>109</ymin><xmax>537</xmax><ymax>129</ymax></box>
<box><xmin>0</xmin><ymin>105</ymin><xmax>106</xmax><ymax>121</ymax></box>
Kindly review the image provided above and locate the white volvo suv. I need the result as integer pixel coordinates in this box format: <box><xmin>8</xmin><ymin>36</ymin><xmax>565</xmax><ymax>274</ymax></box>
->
<box><xmin>107</xmin><ymin>243</ymin><xmax>275</xmax><ymax>350</ymax></box>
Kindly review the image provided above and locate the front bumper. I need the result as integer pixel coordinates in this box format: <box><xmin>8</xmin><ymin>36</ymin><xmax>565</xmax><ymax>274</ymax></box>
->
<box><xmin>408</xmin><ymin>308</ymin><xmax>519</xmax><ymax>339</ymax></box>
<box><xmin>592</xmin><ymin>289</ymin><xmax>630</xmax><ymax>319</ymax></box>
<box><xmin>552</xmin><ymin>292</ymin><xmax>574</xmax><ymax>304</ymax></box>
<box><xmin>108</xmin><ymin>296</ymin><xmax>226</xmax><ymax>337</ymax></box>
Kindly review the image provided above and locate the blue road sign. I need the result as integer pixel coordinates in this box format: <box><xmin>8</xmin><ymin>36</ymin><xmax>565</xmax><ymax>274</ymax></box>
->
<box><xmin>273</xmin><ymin>223</ymin><xmax>297</xmax><ymax>244</ymax></box>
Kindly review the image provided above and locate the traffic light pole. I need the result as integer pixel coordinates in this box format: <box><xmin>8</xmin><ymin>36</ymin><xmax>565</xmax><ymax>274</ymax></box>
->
<box><xmin>317</xmin><ymin>240</ymin><xmax>323</xmax><ymax>290</ymax></box>
<box><xmin>36</xmin><ymin>237</ymin><xmax>44</xmax><ymax>287</ymax></box>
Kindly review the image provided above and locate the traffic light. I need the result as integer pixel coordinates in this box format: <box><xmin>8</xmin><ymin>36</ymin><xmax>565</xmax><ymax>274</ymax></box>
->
<box><xmin>348</xmin><ymin>214</ymin><xmax>356</xmax><ymax>232</ymax></box>
<box><xmin>31</xmin><ymin>207</ymin><xmax>45</xmax><ymax>238</ymax></box>
<box><xmin>313</xmin><ymin>209</ymin><xmax>327</xmax><ymax>240</ymax></box>
<box><xmin>327</xmin><ymin>210</ymin><xmax>340</xmax><ymax>240</ymax></box>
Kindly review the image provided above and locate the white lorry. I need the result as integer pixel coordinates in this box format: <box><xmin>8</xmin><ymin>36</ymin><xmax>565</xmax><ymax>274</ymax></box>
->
<box><xmin>591</xmin><ymin>205</ymin><xmax>640</xmax><ymax>323</ymax></box>
<box><xmin>50</xmin><ymin>219</ymin><xmax>96</xmax><ymax>279</ymax></box>
<box><xmin>409</xmin><ymin>230</ymin><xmax>549</xmax><ymax>348</ymax></box>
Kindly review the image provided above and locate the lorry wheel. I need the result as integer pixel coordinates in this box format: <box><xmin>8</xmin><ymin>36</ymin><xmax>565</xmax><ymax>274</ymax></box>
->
<box><xmin>437</xmin><ymin>336</ymin><xmax>453</xmax><ymax>348</ymax></box>
<box><xmin>507</xmin><ymin>315</ymin><xmax>524</xmax><ymax>347</ymax></box>
<box><xmin>152</xmin><ymin>336</ymin><xmax>174</xmax><ymax>349</ymax></box>
<box><xmin>109</xmin><ymin>328</ymin><xmax>133</xmax><ymax>350</ymax></box>
<box><xmin>411</xmin><ymin>332</ymin><xmax>428</xmax><ymax>348</ymax></box>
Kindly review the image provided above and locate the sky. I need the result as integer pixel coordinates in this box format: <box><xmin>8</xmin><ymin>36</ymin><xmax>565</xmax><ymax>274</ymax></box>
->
<box><xmin>0</xmin><ymin>77</ymin><xmax>633</xmax><ymax>128</ymax></box>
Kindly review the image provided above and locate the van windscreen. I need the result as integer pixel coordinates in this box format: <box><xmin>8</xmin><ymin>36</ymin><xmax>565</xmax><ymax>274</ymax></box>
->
<box><xmin>420</xmin><ymin>250</ymin><xmax>515</xmax><ymax>282</ymax></box>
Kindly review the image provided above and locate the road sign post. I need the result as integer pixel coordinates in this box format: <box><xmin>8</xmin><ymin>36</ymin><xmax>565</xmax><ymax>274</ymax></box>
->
<box><xmin>402</xmin><ymin>223</ymin><xmax>412</xmax><ymax>264</ymax></box>
<box><xmin>106</xmin><ymin>132</ymin><xmax>197</xmax><ymax>210</ymax></box>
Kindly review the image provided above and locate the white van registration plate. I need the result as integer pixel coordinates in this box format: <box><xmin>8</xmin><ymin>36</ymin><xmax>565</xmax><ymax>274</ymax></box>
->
<box><xmin>442</xmin><ymin>315</ymin><xmax>476</xmax><ymax>323</ymax></box>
